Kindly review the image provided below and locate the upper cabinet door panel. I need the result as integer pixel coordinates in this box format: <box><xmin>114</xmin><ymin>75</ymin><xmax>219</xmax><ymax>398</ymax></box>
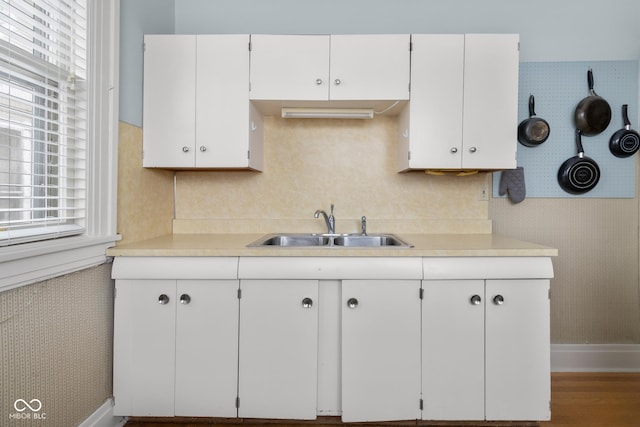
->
<box><xmin>249</xmin><ymin>34</ymin><xmax>330</xmax><ymax>100</ymax></box>
<box><xmin>143</xmin><ymin>35</ymin><xmax>196</xmax><ymax>168</ymax></box>
<box><xmin>196</xmin><ymin>35</ymin><xmax>251</xmax><ymax>168</ymax></box>
<box><xmin>462</xmin><ymin>34</ymin><xmax>519</xmax><ymax>169</ymax></box>
<box><xmin>406</xmin><ymin>34</ymin><xmax>465</xmax><ymax>169</ymax></box>
<box><xmin>329</xmin><ymin>34</ymin><xmax>410</xmax><ymax>101</ymax></box>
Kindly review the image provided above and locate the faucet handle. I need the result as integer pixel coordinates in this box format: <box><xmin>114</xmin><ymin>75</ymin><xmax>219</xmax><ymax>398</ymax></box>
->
<box><xmin>330</xmin><ymin>204</ymin><xmax>334</xmax><ymax>216</ymax></box>
<box><xmin>361</xmin><ymin>216</ymin><xmax>367</xmax><ymax>236</ymax></box>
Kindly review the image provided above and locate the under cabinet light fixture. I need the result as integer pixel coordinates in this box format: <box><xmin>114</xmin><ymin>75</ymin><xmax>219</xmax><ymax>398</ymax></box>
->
<box><xmin>281</xmin><ymin>107</ymin><xmax>374</xmax><ymax>119</ymax></box>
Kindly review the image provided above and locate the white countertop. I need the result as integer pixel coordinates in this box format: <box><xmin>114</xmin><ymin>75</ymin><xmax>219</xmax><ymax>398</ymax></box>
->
<box><xmin>107</xmin><ymin>233</ymin><xmax>558</xmax><ymax>257</ymax></box>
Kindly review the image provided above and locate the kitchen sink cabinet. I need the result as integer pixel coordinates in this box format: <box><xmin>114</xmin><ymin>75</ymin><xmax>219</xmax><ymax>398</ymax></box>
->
<box><xmin>112</xmin><ymin>255</ymin><xmax>552</xmax><ymax>422</ymax></box>
<box><xmin>341</xmin><ymin>280</ymin><xmax>421</xmax><ymax>422</ymax></box>
<box><xmin>422</xmin><ymin>279</ymin><xmax>551</xmax><ymax>421</ymax></box>
<box><xmin>143</xmin><ymin>34</ymin><xmax>262</xmax><ymax>170</ymax></box>
<box><xmin>238</xmin><ymin>279</ymin><xmax>319</xmax><ymax>420</ymax></box>
<box><xmin>113</xmin><ymin>279</ymin><xmax>239</xmax><ymax>417</ymax></box>
<box><xmin>398</xmin><ymin>34</ymin><xmax>519</xmax><ymax>171</ymax></box>
<box><xmin>248</xmin><ymin>34</ymin><xmax>410</xmax><ymax>101</ymax></box>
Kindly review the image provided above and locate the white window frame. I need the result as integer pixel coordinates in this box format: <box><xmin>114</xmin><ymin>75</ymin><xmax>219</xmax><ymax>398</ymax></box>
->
<box><xmin>0</xmin><ymin>0</ymin><xmax>120</xmax><ymax>292</ymax></box>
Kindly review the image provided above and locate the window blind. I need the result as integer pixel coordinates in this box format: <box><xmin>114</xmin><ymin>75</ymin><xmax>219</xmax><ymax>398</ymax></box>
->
<box><xmin>0</xmin><ymin>0</ymin><xmax>87</xmax><ymax>246</ymax></box>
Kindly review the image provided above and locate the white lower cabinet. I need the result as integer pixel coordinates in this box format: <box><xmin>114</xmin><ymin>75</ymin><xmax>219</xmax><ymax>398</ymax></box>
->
<box><xmin>237</xmin><ymin>279</ymin><xmax>319</xmax><ymax>420</ymax></box>
<box><xmin>422</xmin><ymin>279</ymin><xmax>551</xmax><ymax>421</ymax></box>
<box><xmin>422</xmin><ymin>280</ymin><xmax>485</xmax><ymax>420</ymax></box>
<box><xmin>485</xmin><ymin>279</ymin><xmax>551</xmax><ymax>421</ymax></box>
<box><xmin>113</xmin><ymin>279</ymin><xmax>177</xmax><ymax>416</ymax></box>
<box><xmin>174</xmin><ymin>280</ymin><xmax>239</xmax><ymax>417</ymax></box>
<box><xmin>341</xmin><ymin>280</ymin><xmax>422</xmax><ymax>422</ymax></box>
<box><xmin>112</xmin><ymin>256</ymin><xmax>552</xmax><ymax>422</ymax></box>
<box><xmin>113</xmin><ymin>279</ymin><xmax>239</xmax><ymax>417</ymax></box>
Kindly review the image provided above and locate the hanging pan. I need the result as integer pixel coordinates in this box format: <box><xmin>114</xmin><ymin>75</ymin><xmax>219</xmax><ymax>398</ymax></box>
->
<box><xmin>609</xmin><ymin>104</ymin><xmax>640</xmax><ymax>158</ymax></box>
<box><xmin>574</xmin><ymin>68</ymin><xmax>611</xmax><ymax>136</ymax></box>
<box><xmin>558</xmin><ymin>129</ymin><xmax>600</xmax><ymax>194</ymax></box>
<box><xmin>518</xmin><ymin>94</ymin><xmax>550</xmax><ymax>147</ymax></box>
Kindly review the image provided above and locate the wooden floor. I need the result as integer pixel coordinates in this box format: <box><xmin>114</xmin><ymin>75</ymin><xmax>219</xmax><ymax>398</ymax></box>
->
<box><xmin>125</xmin><ymin>373</ymin><xmax>640</xmax><ymax>427</ymax></box>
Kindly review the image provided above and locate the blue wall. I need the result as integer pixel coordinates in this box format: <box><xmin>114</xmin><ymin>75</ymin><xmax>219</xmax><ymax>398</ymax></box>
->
<box><xmin>120</xmin><ymin>0</ymin><xmax>175</xmax><ymax>126</ymax></box>
<box><xmin>120</xmin><ymin>0</ymin><xmax>640</xmax><ymax>126</ymax></box>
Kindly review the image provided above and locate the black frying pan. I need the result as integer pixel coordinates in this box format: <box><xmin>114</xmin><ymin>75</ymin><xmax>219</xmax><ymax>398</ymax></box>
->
<box><xmin>574</xmin><ymin>68</ymin><xmax>611</xmax><ymax>136</ymax></box>
<box><xmin>609</xmin><ymin>104</ymin><xmax>640</xmax><ymax>158</ymax></box>
<box><xmin>558</xmin><ymin>129</ymin><xmax>600</xmax><ymax>194</ymax></box>
<box><xmin>518</xmin><ymin>94</ymin><xmax>550</xmax><ymax>147</ymax></box>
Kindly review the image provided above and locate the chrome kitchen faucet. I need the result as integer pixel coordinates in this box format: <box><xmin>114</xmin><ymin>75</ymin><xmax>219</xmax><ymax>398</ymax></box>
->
<box><xmin>314</xmin><ymin>204</ymin><xmax>335</xmax><ymax>234</ymax></box>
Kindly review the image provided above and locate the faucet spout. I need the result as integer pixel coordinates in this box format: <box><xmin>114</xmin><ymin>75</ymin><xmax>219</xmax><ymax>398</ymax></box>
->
<box><xmin>314</xmin><ymin>204</ymin><xmax>335</xmax><ymax>234</ymax></box>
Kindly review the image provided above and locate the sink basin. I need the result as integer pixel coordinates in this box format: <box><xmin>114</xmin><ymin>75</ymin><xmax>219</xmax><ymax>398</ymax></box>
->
<box><xmin>251</xmin><ymin>234</ymin><xmax>330</xmax><ymax>247</ymax></box>
<box><xmin>248</xmin><ymin>233</ymin><xmax>412</xmax><ymax>248</ymax></box>
<box><xmin>333</xmin><ymin>234</ymin><xmax>411</xmax><ymax>247</ymax></box>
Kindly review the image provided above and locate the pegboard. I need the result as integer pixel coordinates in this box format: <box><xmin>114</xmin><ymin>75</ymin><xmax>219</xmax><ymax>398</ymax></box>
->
<box><xmin>493</xmin><ymin>60</ymin><xmax>638</xmax><ymax>198</ymax></box>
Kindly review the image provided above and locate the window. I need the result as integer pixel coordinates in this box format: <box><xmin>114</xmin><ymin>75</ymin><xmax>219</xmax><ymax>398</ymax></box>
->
<box><xmin>0</xmin><ymin>0</ymin><xmax>87</xmax><ymax>246</ymax></box>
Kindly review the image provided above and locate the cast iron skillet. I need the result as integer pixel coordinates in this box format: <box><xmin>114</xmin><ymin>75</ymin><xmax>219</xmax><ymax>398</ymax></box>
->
<box><xmin>574</xmin><ymin>68</ymin><xmax>611</xmax><ymax>136</ymax></box>
<box><xmin>558</xmin><ymin>129</ymin><xmax>600</xmax><ymax>194</ymax></box>
<box><xmin>518</xmin><ymin>94</ymin><xmax>550</xmax><ymax>147</ymax></box>
<box><xmin>609</xmin><ymin>104</ymin><xmax>640</xmax><ymax>158</ymax></box>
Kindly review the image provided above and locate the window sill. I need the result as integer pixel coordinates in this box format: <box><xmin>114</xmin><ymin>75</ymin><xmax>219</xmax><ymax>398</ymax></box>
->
<box><xmin>0</xmin><ymin>234</ymin><xmax>121</xmax><ymax>292</ymax></box>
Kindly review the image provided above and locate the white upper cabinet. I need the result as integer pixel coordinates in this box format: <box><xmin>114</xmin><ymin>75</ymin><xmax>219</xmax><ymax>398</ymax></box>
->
<box><xmin>143</xmin><ymin>35</ymin><xmax>196</xmax><ymax>169</ymax></box>
<box><xmin>249</xmin><ymin>35</ymin><xmax>329</xmax><ymax>101</ymax></box>
<box><xmin>143</xmin><ymin>34</ymin><xmax>262</xmax><ymax>170</ymax></box>
<box><xmin>398</xmin><ymin>34</ymin><xmax>519</xmax><ymax>171</ymax></box>
<box><xmin>249</xmin><ymin>34</ymin><xmax>410</xmax><ymax>101</ymax></box>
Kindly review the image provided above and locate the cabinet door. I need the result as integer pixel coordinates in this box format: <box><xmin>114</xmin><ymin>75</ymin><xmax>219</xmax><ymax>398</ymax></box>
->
<box><xmin>398</xmin><ymin>34</ymin><xmax>518</xmax><ymax>171</ymax></box>
<box><xmin>143</xmin><ymin>35</ymin><xmax>196</xmax><ymax>168</ymax></box>
<box><xmin>196</xmin><ymin>35</ymin><xmax>254</xmax><ymax>168</ymax></box>
<box><xmin>461</xmin><ymin>34</ymin><xmax>519</xmax><ymax>169</ymax></box>
<box><xmin>422</xmin><ymin>280</ymin><xmax>485</xmax><ymax>420</ymax></box>
<box><xmin>329</xmin><ymin>35</ymin><xmax>410</xmax><ymax>101</ymax></box>
<box><xmin>238</xmin><ymin>280</ymin><xmax>319</xmax><ymax>419</ymax></box>
<box><xmin>249</xmin><ymin>35</ymin><xmax>329</xmax><ymax>100</ymax></box>
<box><xmin>399</xmin><ymin>34</ymin><xmax>464</xmax><ymax>170</ymax></box>
<box><xmin>174</xmin><ymin>280</ymin><xmax>239</xmax><ymax>417</ymax></box>
<box><xmin>113</xmin><ymin>279</ymin><xmax>176</xmax><ymax>416</ymax></box>
<box><xmin>485</xmin><ymin>280</ymin><xmax>550</xmax><ymax>421</ymax></box>
<box><xmin>341</xmin><ymin>280</ymin><xmax>421</xmax><ymax>422</ymax></box>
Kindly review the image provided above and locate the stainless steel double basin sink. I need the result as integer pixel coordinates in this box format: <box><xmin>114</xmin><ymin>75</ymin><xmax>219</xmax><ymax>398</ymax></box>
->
<box><xmin>248</xmin><ymin>233</ymin><xmax>413</xmax><ymax>248</ymax></box>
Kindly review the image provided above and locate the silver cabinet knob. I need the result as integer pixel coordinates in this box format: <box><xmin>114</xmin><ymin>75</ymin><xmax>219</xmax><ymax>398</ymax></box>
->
<box><xmin>347</xmin><ymin>298</ymin><xmax>358</xmax><ymax>309</ymax></box>
<box><xmin>315</xmin><ymin>78</ymin><xmax>323</xmax><ymax>85</ymax></box>
<box><xmin>180</xmin><ymin>294</ymin><xmax>191</xmax><ymax>305</ymax></box>
<box><xmin>470</xmin><ymin>295</ymin><xmax>482</xmax><ymax>305</ymax></box>
<box><xmin>182</xmin><ymin>146</ymin><xmax>190</xmax><ymax>153</ymax></box>
<box><xmin>199</xmin><ymin>146</ymin><xmax>207</xmax><ymax>152</ymax></box>
<box><xmin>493</xmin><ymin>295</ymin><xmax>505</xmax><ymax>305</ymax></box>
<box><xmin>302</xmin><ymin>297</ymin><xmax>313</xmax><ymax>308</ymax></box>
<box><xmin>158</xmin><ymin>294</ymin><xmax>170</xmax><ymax>305</ymax></box>
<box><xmin>469</xmin><ymin>147</ymin><xmax>477</xmax><ymax>153</ymax></box>
<box><xmin>450</xmin><ymin>147</ymin><xmax>458</xmax><ymax>153</ymax></box>
<box><xmin>334</xmin><ymin>78</ymin><xmax>341</xmax><ymax>85</ymax></box>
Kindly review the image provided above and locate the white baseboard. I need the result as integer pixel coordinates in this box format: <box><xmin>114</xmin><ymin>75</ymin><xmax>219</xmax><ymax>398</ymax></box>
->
<box><xmin>551</xmin><ymin>344</ymin><xmax>640</xmax><ymax>372</ymax></box>
<box><xmin>79</xmin><ymin>399</ymin><xmax>127</xmax><ymax>427</ymax></box>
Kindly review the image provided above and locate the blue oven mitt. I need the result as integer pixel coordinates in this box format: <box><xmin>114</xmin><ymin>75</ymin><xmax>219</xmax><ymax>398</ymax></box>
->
<box><xmin>499</xmin><ymin>167</ymin><xmax>526</xmax><ymax>204</ymax></box>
